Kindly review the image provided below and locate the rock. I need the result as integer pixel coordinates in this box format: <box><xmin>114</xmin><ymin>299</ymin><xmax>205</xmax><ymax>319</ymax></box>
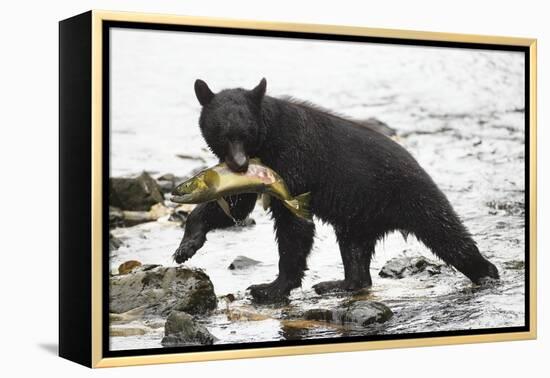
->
<box><xmin>379</xmin><ymin>256</ymin><xmax>443</xmax><ymax>279</ymax></box>
<box><xmin>109</xmin><ymin>306</ymin><xmax>145</xmax><ymax>324</ymax></box>
<box><xmin>280</xmin><ymin>319</ymin><xmax>344</xmax><ymax>340</ymax></box>
<box><xmin>110</xmin><ymin>172</ymin><xmax>164</xmax><ymax>211</ymax></box>
<box><xmin>168</xmin><ymin>204</ymin><xmax>197</xmax><ymax>226</ymax></box>
<box><xmin>228</xmin><ymin>256</ymin><xmax>261</xmax><ymax>270</ymax></box>
<box><xmin>109</xmin><ymin>232</ymin><xmax>123</xmax><ymax>251</ymax></box>
<box><xmin>175</xmin><ymin>154</ymin><xmax>207</xmax><ymax>163</ymax></box>
<box><xmin>220</xmin><ymin>293</ymin><xmax>236</xmax><ymax>303</ymax></box>
<box><xmin>485</xmin><ymin>199</ymin><xmax>524</xmax><ymax>216</ymax></box>
<box><xmin>156</xmin><ymin>173</ymin><xmax>186</xmax><ymax>193</ymax></box>
<box><xmin>110</xmin><ymin>265</ymin><xmax>217</xmax><ymax>316</ymax></box>
<box><xmin>118</xmin><ymin>260</ymin><xmax>142</xmax><ymax>275</ymax></box>
<box><xmin>111</xmin><ymin>204</ymin><xmax>174</xmax><ymax>227</ymax></box>
<box><xmin>144</xmin><ymin>319</ymin><xmax>166</xmax><ymax>329</ymax></box>
<box><xmin>149</xmin><ymin>203</ymin><xmax>172</xmax><ymax>219</ymax></box>
<box><xmin>338</xmin><ymin>301</ymin><xmax>393</xmax><ymax>325</ymax></box>
<box><xmin>304</xmin><ymin>301</ymin><xmax>393</xmax><ymax>326</ymax></box>
<box><xmin>120</xmin><ymin>210</ymin><xmax>160</xmax><ymax>226</ymax></box>
<box><xmin>161</xmin><ymin>311</ymin><xmax>215</xmax><ymax>347</ymax></box>
<box><xmin>157</xmin><ymin>181</ymin><xmax>174</xmax><ymax>193</ymax></box>
<box><xmin>140</xmin><ymin>264</ymin><xmax>162</xmax><ymax>271</ymax></box>
<box><xmin>226</xmin><ymin>309</ymin><xmax>270</xmax><ymax>321</ymax></box>
<box><xmin>157</xmin><ymin>173</ymin><xmax>178</xmax><ymax>182</ymax></box>
<box><xmin>504</xmin><ymin>260</ymin><xmax>524</xmax><ymax>270</ymax></box>
<box><xmin>109</xmin><ymin>207</ymin><xmax>124</xmax><ymax>229</ymax></box>
<box><xmin>156</xmin><ymin>173</ymin><xmax>177</xmax><ymax>193</ymax></box>
<box><xmin>119</xmin><ymin>210</ymin><xmax>153</xmax><ymax>226</ymax></box>
<box><xmin>110</xmin><ymin>326</ymin><xmax>148</xmax><ymax>337</ymax></box>
<box><xmin>234</xmin><ymin>218</ymin><xmax>256</xmax><ymax>228</ymax></box>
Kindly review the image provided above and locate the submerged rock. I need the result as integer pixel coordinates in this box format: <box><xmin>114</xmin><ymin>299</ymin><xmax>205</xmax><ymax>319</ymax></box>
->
<box><xmin>228</xmin><ymin>256</ymin><xmax>261</xmax><ymax>270</ymax></box>
<box><xmin>303</xmin><ymin>301</ymin><xmax>393</xmax><ymax>326</ymax></box>
<box><xmin>109</xmin><ymin>232</ymin><xmax>123</xmax><ymax>251</ymax></box>
<box><xmin>175</xmin><ymin>154</ymin><xmax>207</xmax><ymax>163</ymax></box>
<box><xmin>379</xmin><ymin>256</ymin><xmax>443</xmax><ymax>279</ymax></box>
<box><xmin>161</xmin><ymin>311</ymin><xmax>215</xmax><ymax>347</ymax></box>
<box><xmin>110</xmin><ymin>172</ymin><xmax>164</xmax><ymax>211</ymax></box>
<box><xmin>234</xmin><ymin>218</ymin><xmax>256</xmax><ymax>228</ymax></box>
<box><xmin>504</xmin><ymin>260</ymin><xmax>524</xmax><ymax>270</ymax></box>
<box><xmin>109</xmin><ymin>207</ymin><xmax>125</xmax><ymax>229</ymax></box>
<box><xmin>110</xmin><ymin>265</ymin><xmax>217</xmax><ymax>316</ymax></box>
<box><xmin>486</xmin><ymin>199</ymin><xmax>524</xmax><ymax>216</ymax></box>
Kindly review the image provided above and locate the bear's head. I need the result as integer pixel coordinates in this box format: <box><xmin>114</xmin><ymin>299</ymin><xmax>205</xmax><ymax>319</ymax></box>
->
<box><xmin>194</xmin><ymin>78</ymin><xmax>267</xmax><ymax>173</ymax></box>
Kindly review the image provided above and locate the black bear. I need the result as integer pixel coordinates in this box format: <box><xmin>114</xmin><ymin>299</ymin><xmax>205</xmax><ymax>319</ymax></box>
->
<box><xmin>173</xmin><ymin>78</ymin><xmax>499</xmax><ymax>303</ymax></box>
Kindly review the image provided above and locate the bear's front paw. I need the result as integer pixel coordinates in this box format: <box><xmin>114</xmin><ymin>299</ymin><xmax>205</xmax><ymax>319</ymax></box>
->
<box><xmin>172</xmin><ymin>238</ymin><xmax>201</xmax><ymax>264</ymax></box>
<box><xmin>248</xmin><ymin>279</ymin><xmax>294</xmax><ymax>304</ymax></box>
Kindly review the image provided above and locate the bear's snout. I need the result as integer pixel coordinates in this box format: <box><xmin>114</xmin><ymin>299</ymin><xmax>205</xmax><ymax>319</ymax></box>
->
<box><xmin>225</xmin><ymin>140</ymin><xmax>249</xmax><ymax>173</ymax></box>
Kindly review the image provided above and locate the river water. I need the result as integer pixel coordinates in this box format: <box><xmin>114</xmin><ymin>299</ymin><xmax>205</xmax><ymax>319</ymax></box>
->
<box><xmin>108</xmin><ymin>28</ymin><xmax>526</xmax><ymax>351</ymax></box>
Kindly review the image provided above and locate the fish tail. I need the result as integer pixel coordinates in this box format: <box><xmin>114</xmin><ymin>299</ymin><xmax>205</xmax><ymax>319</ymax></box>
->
<box><xmin>283</xmin><ymin>192</ymin><xmax>312</xmax><ymax>221</ymax></box>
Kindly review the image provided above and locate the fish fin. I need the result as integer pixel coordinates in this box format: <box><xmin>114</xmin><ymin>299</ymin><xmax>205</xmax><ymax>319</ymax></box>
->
<box><xmin>217</xmin><ymin>198</ymin><xmax>232</xmax><ymax>218</ymax></box>
<box><xmin>283</xmin><ymin>192</ymin><xmax>312</xmax><ymax>221</ymax></box>
<box><xmin>262</xmin><ymin>193</ymin><xmax>271</xmax><ymax>210</ymax></box>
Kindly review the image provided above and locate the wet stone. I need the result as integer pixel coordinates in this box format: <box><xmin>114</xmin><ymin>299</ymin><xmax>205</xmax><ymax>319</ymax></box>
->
<box><xmin>110</xmin><ymin>265</ymin><xmax>217</xmax><ymax>316</ymax></box>
<box><xmin>303</xmin><ymin>301</ymin><xmax>393</xmax><ymax>326</ymax></box>
<box><xmin>109</xmin><ymin>232</ymin><xmax>123</xmax><ymax>251</ymax></box>
<box><xmin>228</xmin><ymin>256</ymin><xmax>261</xmax><ymax>270</ymax></box>
<box><xmin>161</xmin><ymin>311</ymin><xmax>215</xmax><ymax>347</ymax></box>
<box><xmin>303</xmin><ymin>309</ymin><xmax>333</xmax><ymax>322</ymax></box>
<box><xmin>232</xmin><ymin>218</ymin><xmax>256</xmax><ymax>228</ymax></box>
<box><xmin>504</xmin><ymin>260</ymin><xmax>524</xmax><ymax>270</ymax></box>
<box><xmin>118</xmin><ymin>260</ymin><xmax>142</xmax><ymax>275</ymax></box>
<box><xmin>110</xmin><ymin>172</ymin><xmax>164</xmax><ymax>211</ymax></box>
<box><xmin>485</xmin><ymin>199</ymin><xmax>525</xmax><ymax>216</ymax></box>
<box><xmin>379</xmin><ymin>256</ymin><xmax>443</xmax><ymax>279</ymax></box>
<box><xmin>110</xmin><ymin>326</ymin><xmax>148</xmax><ymax>337</ymax></box>
<box><xmin>339</xmin><ymin>301</ymin><xmax>394</xmax><ymax>326</ymax></box>
<box><xmin>109</xmin><ymin>207</ymin><xmax>124</xmax><ymax>229</ymax></box>
<box><xmin>156</xmin><ymin>173</ymin><xmax>180</xmax><ymax>193</ymax></box>
<box><xmin>110</xmin><ymin>203</ymin><xmax>174</xmax><ymax>227</ymax></box>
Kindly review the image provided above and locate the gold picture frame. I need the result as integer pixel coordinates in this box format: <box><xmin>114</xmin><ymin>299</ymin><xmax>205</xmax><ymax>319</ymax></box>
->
<box><xmin>59</xmin><ymin>10</ymin><xmax>537</xmax><ymax>368</ymax></box>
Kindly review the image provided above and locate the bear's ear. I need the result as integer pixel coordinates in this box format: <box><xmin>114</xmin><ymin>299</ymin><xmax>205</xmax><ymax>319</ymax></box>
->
<box><xmin>194</xmin><ymin>79</ymin><xmax>215</xmax><ymax>106</ymax></box>
<box><xmin>249</xmin><ymin>78</ymin><xmax>267</xmax><ymax>103</ymax></box>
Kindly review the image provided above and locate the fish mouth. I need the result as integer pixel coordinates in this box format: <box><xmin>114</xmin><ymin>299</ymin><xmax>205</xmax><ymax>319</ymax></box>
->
<box><xmin>169</xmin><ymin>193</ymin><xmax>193</xmax><ymax>204</ymax></box>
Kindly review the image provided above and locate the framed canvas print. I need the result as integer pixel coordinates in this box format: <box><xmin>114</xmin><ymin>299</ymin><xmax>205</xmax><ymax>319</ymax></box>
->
<box><xmin>59</xmin><ymin>10</ymin><xmax>537</xmax><ymax>368</ymax></box>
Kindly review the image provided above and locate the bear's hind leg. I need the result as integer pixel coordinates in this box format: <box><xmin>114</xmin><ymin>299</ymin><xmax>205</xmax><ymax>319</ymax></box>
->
<box><xmin>248</xmin><ymin>200</ymin><xmax>315</xmax><ymax>304</ymax></box>
<box><xmin>313</xmin><ymin>234</ymin><xmax>374</xmax><ymax>295</ymax></box>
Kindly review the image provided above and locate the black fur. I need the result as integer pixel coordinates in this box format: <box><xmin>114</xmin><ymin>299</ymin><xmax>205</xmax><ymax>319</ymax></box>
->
<box><xmin>173</xmin><ymin>79</ymin><xmax>499</xmax><ymax>303</ymax></box>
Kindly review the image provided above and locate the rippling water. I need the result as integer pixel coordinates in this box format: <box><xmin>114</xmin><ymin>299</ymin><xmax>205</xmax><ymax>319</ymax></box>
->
<box><xmin>108</xmin><ymin>28</ymin><xmax>525</xmax><ymax>350</ymax></box>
